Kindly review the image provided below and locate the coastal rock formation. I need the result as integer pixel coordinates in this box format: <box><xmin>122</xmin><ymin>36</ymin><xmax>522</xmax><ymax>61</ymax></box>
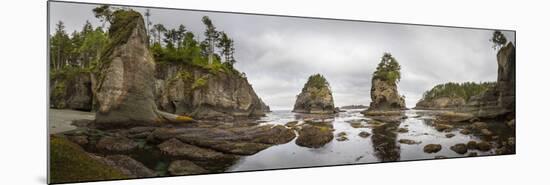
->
<box><xmin>50</xmin><ymin>72</ymin><xmax>93</xmax><ymax>111</ymax></box>
<box><xmin>293</xmin><ymin>74</ymin><xmax>336</xmax><ymax>114</ymax></box>
<box><xmin>415</xmin><ymin>97</ymin><xmax>466</xmax><ymax>110</ymax></box>
<box><xmin>93</xmin><ymin>10</ymin><xmax>163</xmax><ymax>127</ymax></box>
<box><xmin>465</xmin><ymin>42</ymin><xmax>515</xmax><ymax>118</ymax></box>
<box><xmin>155</xmin><ymin>63</ymin><xmax>269</xmax><ymax>121</ymax></box>
<box><xmin>367</xmin><ymin>78</ymin><xmax>406</xmax><ymax>111</ymax></box>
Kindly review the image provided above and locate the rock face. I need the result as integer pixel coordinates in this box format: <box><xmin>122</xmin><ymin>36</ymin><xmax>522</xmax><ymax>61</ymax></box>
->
<box><xmin>155</xmin><ymin>63</ymin><xmax>269</xmax><ymax>121</ymax></box>
<box><xmin>93</xmin><ymin>10</ymin><xmax>163</xmax><ymax>127</ymax></box>
<box><xmin>50</xmin><ymin>72</ymin><xmax>94</xmax><ymax>111</ymax></box>
<box><xmin>464</xmin><ymin>43</ymin><xmax>516</xmax><ymax>118</ymax></box>
<box><xmin>367</xmin><ymin>78</ymin><xmax>406</xmax><ymax>111</ymax></box>
<box><xmin>415</xmin><ymin>97</ymin><xmax>466</xmax><ymax>110</ymax></box>
<box><xmin>293</xmin><ymin>74</ymin><xmax>336</xmax><ymax>114</ymax></box>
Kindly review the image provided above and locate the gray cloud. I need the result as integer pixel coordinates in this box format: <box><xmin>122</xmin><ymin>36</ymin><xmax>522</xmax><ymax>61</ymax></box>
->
<box><xmin>50</xmin><ymin>2</ymin><xmax>515</xmax><ymax>110</ymax></box>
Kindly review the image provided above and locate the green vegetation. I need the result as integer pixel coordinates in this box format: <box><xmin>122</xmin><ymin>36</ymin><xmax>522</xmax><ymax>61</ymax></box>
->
<box><xmin>192</xmin><ymin>76</ymin><xmax>209</xmax><ymax>90</ymax></box>
<box><xmin>50</xmin><ymin>5</ymin><xmax>243</xmax><ymax>83</ymax></box>
<box><xmin>490</xmin><ymin>30</ymin><xmax>507</xmax><ymax>50</ymax></box>
<box><xmin>373</xmin><ymin>53</ymin><xmax>401</xmax><ymax>83</ymax></box>
<box><xmin>50</xmin><ymin>136</ymin><xmax>127</xmax><ymax>183</ymax></box>
<box><xmin>303</xmin><ymin>74</ymin><xmax>330</xmax><ymax>91</ymax></box>
<box><xmin>421</xmin><ymin>82</ymin><xmax>496</xmax><ymax>101</ymax></box>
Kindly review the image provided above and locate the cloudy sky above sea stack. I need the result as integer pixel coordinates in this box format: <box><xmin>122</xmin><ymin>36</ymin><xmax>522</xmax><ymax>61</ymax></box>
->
<box><xmin>50</xmin><ymin>2</ymin><xmax>515</xmax><ymax>110</ymax></box>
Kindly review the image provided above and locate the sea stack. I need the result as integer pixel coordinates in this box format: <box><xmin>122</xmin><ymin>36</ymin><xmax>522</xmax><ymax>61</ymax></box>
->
<box><xmin>365</xmin><ymin>53</ymin><xmax>406</xmax><ymax>112</ymax></box>
<box><xmin>293</xmin><ymin>74</ymin><xmax>336</xmax><ymax>114</ymax></box>
<box><xmin>465</xmin><ymin>42</ymin><xmax>515</xmax><ymax>118</ymax></box>
<box><xmin>93</xmin><ymin>10</ymin><xmax>165</xmax><ymax>128</ymax></box>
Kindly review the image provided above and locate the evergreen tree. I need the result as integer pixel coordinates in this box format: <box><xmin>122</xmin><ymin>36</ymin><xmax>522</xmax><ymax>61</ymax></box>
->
<box><xmin>373</xmin><ymin>53</ymin><xmax>401</xmax><ymax>83</ymax></box>
<box><xmin>490</xmin><ymin>30</ymin><xmax>507</xmax><ymax>50</ymax></box>
<box><xmin>201</xmin><ymin>16</ymin><xmax>219</xmax><ymax>65</ymax></box>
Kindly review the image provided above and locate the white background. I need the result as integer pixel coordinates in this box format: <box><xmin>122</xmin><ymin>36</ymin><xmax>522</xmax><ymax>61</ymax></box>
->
<box><xmin>0</xmin><ymin>0</ymin><xmax>548</xmax><ymax>184</ymax></box>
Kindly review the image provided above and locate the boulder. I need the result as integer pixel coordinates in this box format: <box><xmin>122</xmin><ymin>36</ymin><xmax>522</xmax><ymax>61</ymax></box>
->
<box><xmin>466</xmin><ymin>141</ymin><xmax>478</xmax><ymax>150</ymax></box>
<box><xmin>398</xmin><ymin>139</ymin><xmax>421</xmax><ymax>145</ymax></box>
<box><xmin>295</xmin><ymin>124</ymin><xmax>334</xmax><ymax>148</ymax></box>
<box><xmin>450</xmin><ymin>143</ymin><xmax>468</xmax><ymax>154</ymax></box>
<box><xmin>358</xmin><ymin>131</ymin><xmax>371</xmax><ymax>138</ymax></box>
<box><xmin>168</xmin><ymin>160</ymin><xmax>208</xmax><ymax>175</ymax></box>
<box><xmin>477</xmin><ymin>141</ymin><xmax>492</xmax><ymax>151</ymax></box>
<box><xmin>96</xmin><ymin>136</ymin><xmax>138</xmax><ymax>153</ymax></box>
<box><xmin>105</xmin><ymin>155</ymin><xmax>156</xmax><ymax>178</ymax></box>
<box><xmin>293</xmin><ymin>74</ymin><xmax>336</xmax><ymax>114</ymax></box>
<box><xmin>158</xmin><ymin>138</ymin><xmax>236</xmax><ymax>161</ymax></box>
<box><xmin>423</xmin><ymin>144</ymin><xmax>442</xmax><ymax>153</ymax></box>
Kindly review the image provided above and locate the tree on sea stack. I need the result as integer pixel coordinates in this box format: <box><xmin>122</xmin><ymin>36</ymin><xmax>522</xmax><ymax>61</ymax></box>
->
<box><xmin>490</xmin><ymin>30</ymin><xmax>507</xmax><ymax>50</ymax></box>
<box><xmin>293</xmin><ymin>74</ymin><xmax>336</xmax><ymax>114</ymax></box>
<box><xmin>366</xmin><ymin>53</ymin><xmax>406</xmax><ymax>112</ymax></box>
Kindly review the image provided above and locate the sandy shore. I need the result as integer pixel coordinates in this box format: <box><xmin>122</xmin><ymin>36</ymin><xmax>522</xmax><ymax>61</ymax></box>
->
<box><xmin>49</xmin><ymin>109</ymin><xmax>95</xmax><ymax>134</ymax></box>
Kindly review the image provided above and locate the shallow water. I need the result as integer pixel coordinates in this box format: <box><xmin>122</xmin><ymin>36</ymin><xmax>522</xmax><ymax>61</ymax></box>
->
<box><xmin>228</xmin><ymin>109</ymin><xmax>494</xmax><ymax>171</ymax></box>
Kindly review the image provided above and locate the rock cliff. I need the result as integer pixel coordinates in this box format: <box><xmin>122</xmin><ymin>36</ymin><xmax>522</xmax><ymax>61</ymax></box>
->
<box><xmin>155</xmin><ymin>63</ymin><xmax>269</xmax><ymax>121</ymax></box>
<box><xmin>292</xmin><ymin>74</ymin><xmax>336</xmax><ymax>114</ymax></box>
<box><xmin>415</xmin><ymin>97</ymin><xmax>466</xmax><ymax>110</ymax></box>
<box><xmin>50</xmin><ymin>72</ymin><xmax>93</xmax><ymax>111</ymax></box>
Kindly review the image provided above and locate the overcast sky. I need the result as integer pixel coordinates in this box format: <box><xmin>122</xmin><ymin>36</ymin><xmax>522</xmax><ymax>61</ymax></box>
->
<box><xmin>49</xmin><ymin>2</ymin><xmax>515</xmax><ymax>110</ymax></box>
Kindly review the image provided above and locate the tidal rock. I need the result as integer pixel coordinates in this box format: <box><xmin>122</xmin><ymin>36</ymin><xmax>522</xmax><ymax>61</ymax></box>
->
<box><xmin>358</xmin><ymin>131</ymin><xmax>371</xmax><ymax>138</ymax></box>
<box><xmin>158</xmin><ymin>138</ymin><xmax>236</xmax><ymax>161</ymax></box>
<box><xmin>397</xmin><ymin>127</ymin><xmax>409</xmax><ymax>133</ymax></box>
<box><xmin>472</xmin><ymin>122</ymin><xmax>489</xmax><ymax>130</ymax></box>
<box><xmin>467</xmin><ymin>152</ymin><xmax>478</xmax><ymax>157</ymax></box>
<box><xmin>295</xmin><ymin>124</ymin><xmax>334</xmax><ymax>148</ymax></box>
<box><xmin>336</xmin><ymin>132</ymin><xmax>348</xmax><ymax>141</ymax></box>
<box><xmin>168</xmin><ymin>160</ymin><xmax>208</xmax><ymax>176</ymax></box>
<box><xmin>466</xmin><ymin>141</ymin><xmax>478</xmax><ymax>150</ymax></box>
<box><xmin>434</xmin><ymin>123</ymin><xmax>453</xmax><ymax>132</ymax></box>
<box><xmin>398</xmin><ymin>139</ymin><xmax>421</xmax><ymax>145</ymax></box>
<box><xmin>285</xmin><ymin>121</ymin><xmax>299</xmax><ymax>127</ymax></box>
<box><xmin>480</xmin><ymin>128</ymin><xmax>493</xmax><ymax>136</ymax></box>
<box><xmin>477</xmin><ymin>141</ymin><xmax>492</xmax><ymax>151</ymax></box>
<box><xmin>105</xmin><ymin>155</ymin><xmax>156</xmax><ymax>178</ymax></box>
<box><xmin>96</xmin><ymin>136</ymin><xmax>138</xmax><ymax>153</ymax></box>
<box><xmin>445</xmin><ymin>133</ymin><xmax>456</xmax><ymax>138</ymax></box>
<box><xmin>293</xmin><ymin>74</ymin><xmax>336</xmax><ymax>114</ymax></box>
<box><xmin>67</xmin><ymin>135</ymin><xmax>89</xmax><ymax>146</ymax></box>
<box><xmin>423</xmin><ymin>144</ymin><xmax>442</xmax><ymax>153</ymax></box>
<box><xmin>460</xmin><ymin>129</ymin><xmax>472</xmax><ymax>135</ymax></box>
<box><xmin>450</xmin><ymin>143</ymin><xmax>468</xmax><ymax>154</ymax></box>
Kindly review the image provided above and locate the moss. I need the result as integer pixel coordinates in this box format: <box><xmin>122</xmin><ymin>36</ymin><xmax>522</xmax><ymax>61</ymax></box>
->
<box><xmin>50</xmin><ymin>136</ymin><xmax>127</xmax><ymax>183</ymax></box>
<box><xmin>191</xmin><ymin>76</ymin><xmax>208</xmax><ymax>90</ymax></box>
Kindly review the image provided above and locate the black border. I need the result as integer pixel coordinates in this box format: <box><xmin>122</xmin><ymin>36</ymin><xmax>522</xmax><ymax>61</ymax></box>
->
<box><xmin>47</xmin><ymin>0</ymin><xmax>517</xmax><ymax>184</ymax></box>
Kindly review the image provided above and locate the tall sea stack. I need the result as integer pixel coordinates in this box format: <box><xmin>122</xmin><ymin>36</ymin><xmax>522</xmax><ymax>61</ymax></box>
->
<box><xmin>365</xmin><ymin>53</ymin><xmax>406</xmax><ymax>112</ymax></box>
<box><xmin>293</xmin><ymin>74</ymin><xmax>336</xmax><ymax>114</ymax></box>
<box><xmin>465</xmin><ymin>42</ymin><xmax>515</xmax><ymax>118</ymax></box>
<box><xmin>93</xmin><ymin>10</ymin><xmax>164</xmax><ymax>127</ymax></box>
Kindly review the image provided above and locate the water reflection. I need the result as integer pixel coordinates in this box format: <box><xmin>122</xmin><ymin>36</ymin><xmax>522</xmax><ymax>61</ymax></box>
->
<box><xmin>371</xmin><ymin>121</ymin><xmax>400</xmax><ymax>161</ymax></box>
